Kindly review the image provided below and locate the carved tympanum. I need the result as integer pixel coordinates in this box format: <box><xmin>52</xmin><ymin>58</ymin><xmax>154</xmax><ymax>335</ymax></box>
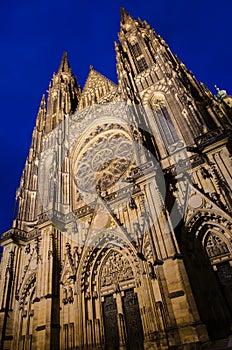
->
<box><xmin>100</xmin><ymin>251</ymin><xmax>134</xmax><ymax>287</ymax></box>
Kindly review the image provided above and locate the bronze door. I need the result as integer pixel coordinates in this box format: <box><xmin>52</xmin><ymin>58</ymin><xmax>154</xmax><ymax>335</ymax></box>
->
<box><xmin>103</xmin><ymin>295</ymin><xmax>119</xmax><ymax>350</ymax></box>
<box><xmin>216</xmin><ymin>262</ymin><xmax>232</xmax><ymax>314</ymax></box>
<box><xmin>123</xmin><ymin>289</ymin><xmax>144</xmax><ymax>350</ymax></box>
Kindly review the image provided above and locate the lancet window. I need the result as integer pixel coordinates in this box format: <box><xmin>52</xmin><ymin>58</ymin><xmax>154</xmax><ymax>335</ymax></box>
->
<box><xmin>19</xmin><ymin>276</ymin><xmax>35</xmax><ymax>350</ymax></box>
<box><xmin>130</xmin><ymin>42</ymin><xmax>148</xmax><ymax>73</ymax></box>
<box><xmin>150</xmin><ymin>95</ymin><xmax>179</xmax><ymax>146</ymax></box>
<box><xmin>137</xmin><ymin>57</ymin><xmax>148</xmax><ymax>73</ymax></box>
<box><xmin>130</xmin><ymin>42</ymin><xmax>142</xmax><ymax>58</ymax></box>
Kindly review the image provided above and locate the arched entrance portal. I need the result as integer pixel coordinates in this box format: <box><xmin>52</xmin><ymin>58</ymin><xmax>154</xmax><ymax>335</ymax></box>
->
<box><xmin>204</xmin><ymin>228</ymin><xmax>232</xmax><ymax>316</ymax></box>
<box><xmin>180</xmin><ymin>213</ymin><xmax>232</xmax><ymax>340</ymax></box>
<box><xmin>81</xmin><ymin>240</ymin><xmax>145</xmax><ymax>350</ymax></box>
<box><xmin>100</xmin><ymin>250</ymin><xmax>144</xmax><ymax>350</ymax></box>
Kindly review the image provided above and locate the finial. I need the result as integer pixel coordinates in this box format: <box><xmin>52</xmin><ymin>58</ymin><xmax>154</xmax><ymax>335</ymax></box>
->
<box><xmin>114</xmin><ymin>41</ymin><xmax>120</xmax><ymax>53</ymax></box>
<box><xmin>120</xmin><ymin>7</ymin><xmax>133</xmax><ymax>23</ymax></box>
<box><xmin>39</xmin><ymin>94</ymin><xmax>46</xmax><ymax>113</ymax></box>
<box><xmin>36</xmin><ymin>94</ymin><xmax>46</xmax><ymax>131</ymax></box>
<box><xmin>120</xmin><ymin>6</ymin><xmax>126</xmax><ymax>18</ymax></box>
<box><xmin>214</xmin><ymin>85</ymin><xmax>220</xmax><ymax>93</ymax></box>
<box><xmin>89</xmin><ymin>64</ymin><xmax>93</xmax><ymax>70</ymax></box>
<box><xmin>38</xmin><ymin>94</ymin><xmax>46</xmax><ymax>112</ymax></box>
<box><xmin>58</xmin><ymin>51</ymin><xmax>71</xmax><ymax>73</ymax></box>
<box><xmin>41</xmin><ymin>93</ymin><xmax>46</xmax><ymax>104</ymax></box>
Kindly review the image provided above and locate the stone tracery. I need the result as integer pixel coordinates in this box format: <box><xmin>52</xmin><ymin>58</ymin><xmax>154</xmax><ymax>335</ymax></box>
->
<box><xmin>73</xmin><ymin>127</ymin><xmax>136</xmax><ymax>193</ymax></box>
<box><xmin>205</xmin><ymin>232</ymin><xmax>230</xmax><ymax>258</ymax></box>
<box><xmin>100</xmin><ymin>251</ymin><xmax>134</xmax><ymax>287</ymax></box>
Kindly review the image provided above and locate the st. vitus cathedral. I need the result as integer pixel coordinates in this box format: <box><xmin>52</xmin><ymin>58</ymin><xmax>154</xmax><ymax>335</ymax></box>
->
<box><xmin>1</xmin><ymin>8</ymin><xmax>232</xmax><ymax>350</ymax></box>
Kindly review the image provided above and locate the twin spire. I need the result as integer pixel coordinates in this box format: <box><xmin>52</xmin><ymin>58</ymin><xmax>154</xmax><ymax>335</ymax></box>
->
<box><xmin>57</xmin><ymin>7</ymin><xmax>133</xmax><ymax>75</ymax></box>
<box><xmin>35</xmin><ymin>7</ymin><xmax>136</xmax><ymax>132</ymax></box>
<box><xmin>55</xmin><ymin>7</ymin><xmax>134</xmax><ymax>78</ymax></box>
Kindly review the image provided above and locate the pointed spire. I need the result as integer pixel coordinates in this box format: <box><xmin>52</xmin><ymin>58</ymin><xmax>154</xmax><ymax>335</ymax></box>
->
<box><xmin>36</xmin><ymin>94</ymin><xmax>46</xmax><ymax>131</ymax></box>
<box><xmin>120</xmin><ymin>7</ymin><xmax>134</xmax><ymax>24</ymax></box>
<box><xmin>39</xmin><ymin>94</ymin><xmax>46</xmax><ymax>110</ymax></box>
<box><xmin>58</xmin><ymin>51</ymin><xmax>71</xmax><ymax>74</ymax></box>
<box><xmin>45</xmin><ymin>53</ymin><xmax>80</xmax><ymax>133</ymax></box>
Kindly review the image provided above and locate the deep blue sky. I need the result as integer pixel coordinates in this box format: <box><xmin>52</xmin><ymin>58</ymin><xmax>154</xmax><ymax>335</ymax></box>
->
<box><xmin>0</xmin><ymin>0</ymin><xmax>231</xmax><ymax>233</ymax></box>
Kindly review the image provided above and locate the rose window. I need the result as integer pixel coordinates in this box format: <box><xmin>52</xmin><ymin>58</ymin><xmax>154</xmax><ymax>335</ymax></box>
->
<box><xmin>73</xmin><ymin>129</ymin><xmax>135</xmax><ymax>193</ymax></box>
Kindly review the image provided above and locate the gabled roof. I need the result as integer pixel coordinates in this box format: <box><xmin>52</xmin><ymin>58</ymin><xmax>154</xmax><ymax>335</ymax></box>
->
<box><xmin>82</xmin><ymin>66</ymin><xmax>117</xmax><ymax>94</ymax></box>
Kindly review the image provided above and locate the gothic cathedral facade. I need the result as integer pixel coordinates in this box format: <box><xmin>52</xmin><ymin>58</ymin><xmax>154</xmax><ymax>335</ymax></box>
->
<box><xmin>0</xmin><ymin>8</ymin><xmax>232</xmax><ymax>350</ymax></box>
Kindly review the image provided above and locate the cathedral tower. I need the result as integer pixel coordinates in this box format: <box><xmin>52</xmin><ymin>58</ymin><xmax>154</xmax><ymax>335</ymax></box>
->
<box><xmin>0</xmin><ymin>8</ymin><xmax>232</xmax><ymax>350</ymax></box>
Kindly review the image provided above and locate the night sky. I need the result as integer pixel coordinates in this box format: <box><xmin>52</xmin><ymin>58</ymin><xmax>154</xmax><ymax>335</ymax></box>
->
<box><xmin>0</xmin><ymin>0</ymin><xmax>231</xmax><ymax>234</ymax></box>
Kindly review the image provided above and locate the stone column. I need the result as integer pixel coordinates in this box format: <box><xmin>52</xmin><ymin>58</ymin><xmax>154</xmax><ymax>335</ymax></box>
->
<box><xmin>115</xmin><ymin>292</ymin><xmax>127</xmax><ymax>349</ymax></box>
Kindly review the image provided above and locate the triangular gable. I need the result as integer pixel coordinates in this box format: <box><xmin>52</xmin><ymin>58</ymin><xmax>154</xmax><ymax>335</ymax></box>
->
<box><xmin>184</xmin><ymin>183</ymin><xmax>232</xmax><ymax>227</ymax></box>
<box><xmin>82</xmin><ymin>67</ymin><xmax>117</xmax><ymax>94</ymax></box>
<box><xmin>16</xmin><ymin>247</ymin><xmax>38</xmax><ymax>300</ymax></box>
<box><xmin>60</xmin><ymin>246</ymin><xmax>77</xmax><ymax>285</ymax></box>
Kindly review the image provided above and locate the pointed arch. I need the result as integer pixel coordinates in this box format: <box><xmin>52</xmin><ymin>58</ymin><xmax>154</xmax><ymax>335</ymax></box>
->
<box><xmin>204</xmin><ymin>230</ymin><xmax>230</xmax><ymax>259</ymax></box>
<box><xmin>78</xmin><ymin>226</ymin><xmax>147</xmax><ymax>347</ymax></box>
<box><xmin>149</xmin><ymin>94</ymin><xmax>179</xmax><ymax>147</ymax></box>
<box><xmin>74</xmin><ymin>228</ymin><xmax>144</xmax><ymax>349</ymax></box>
<box><xmin>17</xmin><ymin>273</ymin><xmax>36</xmax><ymax>350</ymax></box>
<box><xmin>180</xmin><ymin>211</ymin><xmax>232</xmax><ymax>339</ymax></box>
<box><xmin>78</xmin><ymin>228</ymin><xmax>141</xmax><ymax>296</ymax></box>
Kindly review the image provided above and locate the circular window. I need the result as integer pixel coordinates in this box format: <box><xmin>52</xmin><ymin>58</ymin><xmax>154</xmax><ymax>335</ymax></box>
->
<box><xmin>73</xmin><ymin>127</ymin><xmax>134</xmax><ymax>194</ymax></box>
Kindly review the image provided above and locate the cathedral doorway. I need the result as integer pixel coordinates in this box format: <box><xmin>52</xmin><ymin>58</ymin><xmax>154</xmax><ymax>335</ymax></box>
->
<box><xmin>122</xmin><ymin>289</ymin><xmax>144</xmax><ymax>350</ymax></box>
<box><xmin>103</xmin><ymin>295</ymin><xmax>120</xmax><ymax>350</ymax></box>
<box><xmin>204</xmin><ymin>231</ymin><xmax>232</xmax><ymax>317</ymax></box>
<box><xmin>102</xmin><ymin>289</ymin><xmax>144</xmax><ymax>350</ymax></box>
<box><xmin>215</xmin><ymin>262</ymin><xmax>232</xmax><ymax>313</ymax></box>
<box><xmin>180</xmin><ymin>223</ymin><xmax>232</xmax><ymax>340</ymax></box>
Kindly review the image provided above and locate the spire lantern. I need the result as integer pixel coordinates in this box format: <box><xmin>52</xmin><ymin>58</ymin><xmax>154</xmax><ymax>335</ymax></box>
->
<box><xmin>214</xmin><ymin>84</ymin><xmax>228</xmax><ymax>102</ymax></box>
